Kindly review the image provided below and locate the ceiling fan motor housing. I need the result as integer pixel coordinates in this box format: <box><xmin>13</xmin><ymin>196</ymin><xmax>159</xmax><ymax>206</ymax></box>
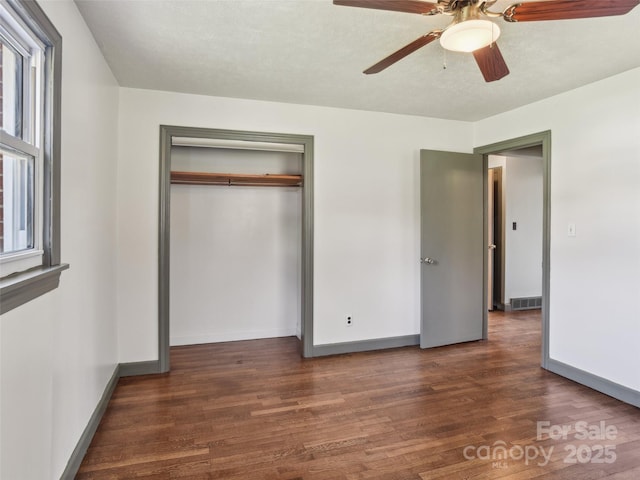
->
<box><xmin>440</xmin><ymin>3</ymin><xmax>501</xmax><ymax>52</ymax></box>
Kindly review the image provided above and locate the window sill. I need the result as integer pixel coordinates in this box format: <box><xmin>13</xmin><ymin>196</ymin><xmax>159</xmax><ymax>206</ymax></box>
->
<box><xmin>0</xmin><ymin>263</ymin><xmax>69</xmax><ymax>315</ymax></box>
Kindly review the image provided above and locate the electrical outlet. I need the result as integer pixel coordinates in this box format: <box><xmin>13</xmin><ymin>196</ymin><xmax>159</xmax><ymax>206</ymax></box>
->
<box><xmin>346</xmin><ymin>316</ymin><xmax>353</xmax><ymax>326</ymax></box>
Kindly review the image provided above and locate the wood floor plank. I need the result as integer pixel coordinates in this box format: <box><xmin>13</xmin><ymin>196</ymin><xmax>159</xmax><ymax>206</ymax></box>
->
<box><xmin>77</xmin><ymin>311</ymin><xmax>640</xmax><ymax>479</ymax></box>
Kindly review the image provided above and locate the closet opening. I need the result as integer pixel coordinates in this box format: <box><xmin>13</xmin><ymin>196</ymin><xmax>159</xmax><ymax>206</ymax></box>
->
<box><xmin>159</xmin><ymin>126</ymin><xmax>314</xmax><ymax>372</ymax></box>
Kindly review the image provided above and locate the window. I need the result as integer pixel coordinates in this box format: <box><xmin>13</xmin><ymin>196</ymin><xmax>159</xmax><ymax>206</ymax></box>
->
<box><xmin>1</xmin><ymin>17</ymin><xmax>44</xmax><ymax>274</ymax></box>
<box><xmin>0</xmin><ymin>0</ymin><xmax>66</xmax><ymax>314</ymax></box>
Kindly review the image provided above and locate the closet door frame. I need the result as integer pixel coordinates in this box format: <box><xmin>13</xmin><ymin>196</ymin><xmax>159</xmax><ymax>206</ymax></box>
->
<box><xmin>158</xmin><ymin>125</ymin><xmax>314</xmax><ymax>372</ymax></box>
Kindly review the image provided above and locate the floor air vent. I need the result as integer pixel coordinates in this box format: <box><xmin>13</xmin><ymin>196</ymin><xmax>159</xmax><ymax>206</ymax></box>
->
<box><xmin>511</xmin><ymin>296</ymin><xmax>542</xmax><ymax>311</ymax></box>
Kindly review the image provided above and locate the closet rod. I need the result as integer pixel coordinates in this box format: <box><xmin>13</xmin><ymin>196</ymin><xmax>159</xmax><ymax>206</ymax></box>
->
<box><xmin>170</xmin><ymin>171</ymin><xmax>303</xmax><ymax>187</ymax></box>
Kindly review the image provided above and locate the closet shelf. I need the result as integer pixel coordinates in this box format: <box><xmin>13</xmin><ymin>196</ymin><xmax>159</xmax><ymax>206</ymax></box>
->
<box><xmin>170</xmin><ymin>171</ymin><xmax>303</xmax><ymax>187</ymax></box>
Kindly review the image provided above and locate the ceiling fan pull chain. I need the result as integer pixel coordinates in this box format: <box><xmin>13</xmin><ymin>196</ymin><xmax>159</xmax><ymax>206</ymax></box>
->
<box><xmin>443</xmin><ymin>49</ymin><xmax>447</xmax><ymax>70</ymax></box>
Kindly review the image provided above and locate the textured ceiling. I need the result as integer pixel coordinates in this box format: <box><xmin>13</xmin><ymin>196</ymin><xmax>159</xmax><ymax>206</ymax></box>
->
<box><xmin>75</xmin><ymin>0</ymin><xmax>640</xmax><ymax>121</ymax></box>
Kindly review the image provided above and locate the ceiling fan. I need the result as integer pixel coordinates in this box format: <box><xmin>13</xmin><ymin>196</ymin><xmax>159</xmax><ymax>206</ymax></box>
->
<box><xmin>334</xmin><ymin>0</ymin><xmax>640</xmax><ymax>82</ymax></box>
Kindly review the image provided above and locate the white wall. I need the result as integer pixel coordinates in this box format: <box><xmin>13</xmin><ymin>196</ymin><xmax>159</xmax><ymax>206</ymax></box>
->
<box><xmin>0</xmin><ymin>1</ymin><xmax>120</xmax><ymax>478</ymax></box>
<box><xmin>170</xmin><ymin>147</ymin><xmax>302</xmax><ymax>345</ymax></box>
<box><xmin>504</xmin><ymin>155</ymin><xmax>543</xmax><ymax>301</ymax></box>
<box><xmin>116</xmin><ymin>89</ymin><xmax>474</xmax><ymax>361</ymax></box>
<box><xmin>475</xmin><ymin>68</ymin><xmax>640</xmax><ymax>391</ymax></box>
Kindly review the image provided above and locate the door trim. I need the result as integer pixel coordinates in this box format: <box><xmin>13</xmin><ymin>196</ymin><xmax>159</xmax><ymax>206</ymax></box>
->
<box><xmin>474</xmin><ymin>130</ymin><xmax>551</xmax><ymax>369</ymax></box>
<box><xmin>487</xmin><ymin>166</ymin><xmax>494</xmax><ymax>311</ymax></box>
<box><xmin>158</xmin><ymin>125</ymin><xmax>315</xmax><ymax>372</ymax></box>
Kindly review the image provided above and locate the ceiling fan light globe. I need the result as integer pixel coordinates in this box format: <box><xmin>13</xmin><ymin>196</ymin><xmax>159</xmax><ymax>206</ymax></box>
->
<box><xmin>440</xmin><ymin>19</ymin><xmax>501</xmax><ymax>53</ymax></box>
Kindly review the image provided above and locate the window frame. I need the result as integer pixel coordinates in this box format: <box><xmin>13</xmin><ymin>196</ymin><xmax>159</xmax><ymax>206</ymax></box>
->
<box><xmin>0</xmin><ymin>0</ymin><xmax>67</xmax><ymax>315</ymax></box>
<box><xmin>0</xmin><ymin>145</ymin><xmax>42</xmax><ymax>271</ymax></box>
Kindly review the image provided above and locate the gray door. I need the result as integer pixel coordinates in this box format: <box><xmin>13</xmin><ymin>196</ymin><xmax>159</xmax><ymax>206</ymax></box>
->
<box><xmin>420</xmin><ymin>150</ymin><xmax>484</xmax><ymax>348</ymax></box>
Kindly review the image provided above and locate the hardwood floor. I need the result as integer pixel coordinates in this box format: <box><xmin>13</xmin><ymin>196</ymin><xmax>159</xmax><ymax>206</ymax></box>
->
<box><xmin>77</xmin><ymin>311</ymin><xmax>640</xmax><ymax>479</ymax></box>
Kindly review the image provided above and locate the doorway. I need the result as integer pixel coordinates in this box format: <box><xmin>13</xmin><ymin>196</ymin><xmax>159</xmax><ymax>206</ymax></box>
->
<box><xmin>476</xmin><ymin>131</ymin><xmax>551</xmax><ymax>368</ymax></box>
<box><xmin>487</xmin><ymin>148</ymin><xmax>543</xmax><ymax>313</ymax></box>
<box><xmin>158</xmin><ymin>126</ymin><xmax>315</xmax><ymax>373</ymax></box>
<box><xmin>169</xmin><ymin>147</ymin><xmax>302</xmax><ymax>346</ymax></box>
<box><xmin>419</xmin><ymin>131</ymin><xmax>551</xmax><ymax>370</ymax></box>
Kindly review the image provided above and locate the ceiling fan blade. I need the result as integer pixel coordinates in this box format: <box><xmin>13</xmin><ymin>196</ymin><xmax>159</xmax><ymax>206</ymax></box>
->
<box><xmin>472</xmin><ymin>44</ymin><xmax>510</xmax><ymax>82</ymax></box>
<box><xmin>333</xmin><ymin>0</ymin><xmax>440</xmax><ymax>15</ymax></box>
<box><xmin>364</xmin><ymin>31</ymin><xmax>442</xmax><ymax>74</ymax></box>
<box><xmin>504</xmin><ymin>0</ymin><xmax>640</xmax><ymax>22</ymax></box>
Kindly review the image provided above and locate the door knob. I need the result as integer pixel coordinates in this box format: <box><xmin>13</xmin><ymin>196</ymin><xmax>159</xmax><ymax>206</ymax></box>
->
<box><xmin>421</xmin><ymin>257</ymin><xmax>436</xmax><ymax>264</ymax></box>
